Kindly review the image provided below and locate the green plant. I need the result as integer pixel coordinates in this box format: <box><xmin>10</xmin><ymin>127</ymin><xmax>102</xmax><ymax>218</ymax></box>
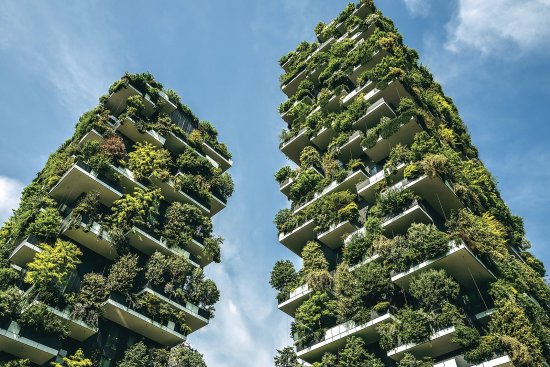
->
<box><xmin>109</xmin><ymin>188</ymin><xmax>162</xmax><ymax>232</ymax></box>
<box><xmin>163</xmin><ymin>202</ymin><xmax>213</xmax><ymax>246</ymax></box>
<box><xmin>300</xmin><ymin>146</ymin><xmax>322</xmax><ymax>168</ymax></box>
<box><xmin>128</xmin><ymin>141</ymin><xmax>171</xmax><ymax>181</ymax></box>
<box><xmin>301</xmin><ymin>241</ymin><xmax>331</xmax><ymax>291</ymax></box>
<box><xmin>274</xmin><ymin>346</ymin><xmax>300</xmax><ymax>367</ymax></box>
<box><xmin>117</xmin><ymin>342</ymin><xmax>148</xmax><ymax>367</ymax></box>
<box><xmin>107</xmin><ymin>253</ymin><xmax>141</xmax><ymax>298</ymax></box>
<box><xmin>376</xmin><ymin>188</ymin><xmax>418</xmax><ymax>218</ymax></box>
<box><xmin>71</xmin><ymin>273</ymin><xmax>108</xmax><ymax>327</ymax></box>
<box><xmin>270</xmin><ymin>260</ymin><xmax>299</xmax><ymax>302</ymax></box>
<box><xmin>292</xmin><ymin>291</ymin><xmax>336</xmax><ymax>346</ymax></box>
<box><xmin>51</xmin><ymin>349</ymin><xmax>92</xmax><ymax>367</ymax></box>
<box><xmin>27</xmin><ymin>207</ymin><xmax>62</xmax><ymax>242</ymax></box>
<box><xmin>337</xmin><ymin>336</ymin><xmax>384</xmax><ymax>367</ymax></box>
<box><xmin>397</xmin><ymin>354</ymin><xmax>432</xmax><ymax>367</ymax></box>
<box><xmin>25</xmin><ymin>239</ymin><xmax>81</xmax><ymax>302</ymax></box>
<box><xmin>275</xmin><ymin>166</ymin><xmax>294</xmax><ymax>184</ymax></box>
<box><xmin>409</xmin><ymin>269</ymin><xmax>459</xmax><ymax>311</ymax></box>
<box><xmin>289</xmin><ymin>168</ymin><xmax>323</xmax><ymax>204</ymax></box>
<box><xmin>79</xmin><ymin>140</ymin><xmax>112</xmax><ymax>173</ymax></box>
<box><xmin>17</xmin><ymin>302</ymin><xmax>69</xmax><ymax>338</ymax></box>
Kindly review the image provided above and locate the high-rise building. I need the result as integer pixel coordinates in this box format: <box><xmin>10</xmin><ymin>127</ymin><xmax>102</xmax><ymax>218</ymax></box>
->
<box><xmin>271</xmin><ymin>2</ymin><xmax>550</xmax><ymax>366</ymax></box>
<box><xmin>0</xmin><ymin>73</ymin><xmax>233</xmax><ymax>367</ymax></box>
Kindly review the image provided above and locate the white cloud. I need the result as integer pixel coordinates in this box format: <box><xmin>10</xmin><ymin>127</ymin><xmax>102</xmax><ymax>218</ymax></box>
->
<box><xmin>0</xmin><ymin>1</ymin><xmax>120</xmax><ymax>114</ymax></box>
<box><xmin>446</xmin><ymin>0</ymin><xmax>550</xmax><ymax>54</ymax></box>
<box><xmin>0</xmin><ymin>176</ymin><xmax>23</xmax><ymax>225</ymax></box>
<box><xmin>403</xmin><ymin>0</ymin><xmax>431</xmax><ymax>16</ymax></box>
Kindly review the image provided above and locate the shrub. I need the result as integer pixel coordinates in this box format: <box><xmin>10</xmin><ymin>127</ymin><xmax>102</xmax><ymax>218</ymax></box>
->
<box><xmin>301</xmin><ymin>241</ymin><xmax>331</xmax><ymax>291</ymax></box>
<box><xmin>17</xmin><ymin>302</ymin><xmax>69</xmax><ymax>338</ymax></box>
<box><xmin>289</xmin><ymin>169</ymin><xmax>323</xmax><ymax>203</ymax></box>
<box><xmin>409</xmin><ymin>269</ymin><xmax>459</xmax><ymax>311</ymax></box>
<box><xmin>274</xmin><ymin>346</ymin><xmax>299</xmax><ymax>367</ymax></box>
<box><xmin>210</xmin><ymin>171</ymin><xmax>234</xmax><ymax>201</ymax></box>
<box><xmin>51</xmin><ymin>349</ymin><xmax>92</xmax><ymax>367</ymax></box>
<box><xmin>398</xmin><ymin>354</ymin><xmax>432</xmax><ymax>367</ymax></box>
<box><xmin>71</xmin><ymin>273</ymin><xmax>108</xmax><ymax>327</ymax></box>
<box><xmin>27</xmin><ymin>207</ymin><xmax>62</xmax><ymax>242</ymax></box>
<box><xmin>176</xmin><ymin>147</ymin><xmax>213</xmax><ymax>178</ymax></box>
<box><xmin>275</xmin><ymin>166</ymin><xmax>294</xmax><ymax>184</ymax></box>
<box><xmin>128</xmin><ymin>141</ymin><xmax>171</xmax><ymax>181</ymax></box>
<box><xmin>110</xmin><ymin>188</ymin><xmax>162</xmax><ymax>232</ymax></box>
<box><xmin>102</xmin><ymin>135</ymin><xmax>126</xmax><ymax>163</ymax></box>
<box><xmin>376</xmin><ymin>188</ymin><xmax>417</xmax><ymax>218</ymax></box>
<box><xmin>337</xmin><ymin>336</ymin><xmax>384</xmax><ymax>367</ymax></box>
<box><xmin>270</xmin><ymin>260</ymin><xmax>298</xmax><ymax>293</ymax></box>
<box><xmin>25</xmin><ymin>239</ymin><xmax>81</xmax><ymax>301</ymax></box>
<box><xmin>107</xmin><ymin>253</ymin><xmax>141</xmax><ymax>297</ymax></box>
<box><xmin>163</xmin><ymin>202</ymin><xmax>213</xmax><ymax>245</ymax></box>
<box><xmin>300</xmin><ymin>146</ymin><xmax>322</xmax><ymax>168</ymax></box>
<box><xmin>204</xmin><ymin>236</ymin><xmax>223</xmax><ymax>263</ymax></box>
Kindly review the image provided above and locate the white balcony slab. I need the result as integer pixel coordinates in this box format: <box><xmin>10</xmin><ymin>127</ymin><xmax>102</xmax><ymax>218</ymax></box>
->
<box><xmin>202</xmin><ymin>141</ymin><xmax>232</xmax><ymax>172</ymax></box>
<box><xmin>9</xmin><ymin>236</ymin><xmax>41</xmax><ymax>267</ymax></box>
<box><xmin>311</xmin><ymin>126</ymin><xmax>337</xmax><ymax>150</ymax></box>
<box><xmin>62</xmin><ymin>219</ymin><xmax>117</xmax><ymax>260</ymax></box>
<box><xmin>382</xmin><ymin>202</ymin><xmax>433</xmax><ymax>236</ymax></box>
<box><xmin>391</xmin><ymin>242</ymin><xmax>496</xmax><ymax>291</ymax></box>
<box><xmin>281</xmin><ymin>128</ymin><xmax>311</xmax><ymax>165</ymax></box>
<box><xmin>149</xmin><ymin>174</ymin><xmax>211</xmax><ymax>217</ymax></box>
<box><xmin>278</xmin><ymin>219</ymin><xmax>316</xmax><ymax>256</ymax></box>
<box><xmin>116</xmin><ymin>116</ymin><xmax>166</xmax><ymax>147</ymax></box>
<box><xmin>363</xmin><ymin>116</ymin><xmax>422</xmax><ymax>163</ymax></box>
<box><xmin>352</xmin><ymin>98</ymin><xmax>396</xmax><ymax>131</ymax></box>
<box><xmin>387</xmin><ymin>326</ymin><xmax>460</xmax><ymax>361</ymax></box>
<box><xmin>356</xmin><ymin>163</ymin><xmax>406</xmax><ymax>204</ymax></box>
<box><xmin>49</xmin><ymin>161</ymin><xmax>123</xmax><ymax>207</ymax></box>
<box><xmin>298</xmin><ymin>313</ymin><xmax>393</xmax><ymax>364</ymax></box>
<box><xmin>318</xmin><ymin>220</ymin><xmax>359</xmax><ymax>249</ymax></box>
<box><xmin>0</xmin><ymin>323</ymin><xmax>58</xmax><ymax>365</ymax></box>
<box><xmin>278</xmin><ymin>283</ymin><xmax>313</xmax><ymax>317</ymax></box>
<box><xmin>338</xmin><ymin>130</ymin><xmax>364</xmax><ymax>162</ymax></box>
<box><xmin>102</xmin><ymin>298</ymin><xmax>186</xmax><ymax>347</ymax></box>
<box><xmin>47</xmin><ymin>307</ymin><xmax>97</xmax><ymax>341</ymax></box>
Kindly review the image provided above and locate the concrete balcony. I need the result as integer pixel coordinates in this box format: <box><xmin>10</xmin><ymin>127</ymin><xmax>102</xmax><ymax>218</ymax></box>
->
<box><xmin>78</xmin><ymin>129</ymin><xmax>104</xmax><ymax>146</ymax></box>
<box><xmin>281</xmin><ymin>69</ymin><xmax>308</xmax><ymax>98</ymax></box>
<box><xmin>387</xmin><ymin>326</ymin><xmax>461</xmax><ymax>361</ymax></box>
<box><xmin>382</xmin><ymin>201</ymin><xmax>434</xmax><ymax>235</ymax></box>
<box><xmin>363</xmin><ymin>116</ymin><xmax>423</xmax><ymax>163</ymax></box>
<box><xmin>297</xmin><ymin>313</ymin><xmax>393</xmax><ymax>364</ymax></box>
<box><xmin>349</xmin><ymin>49</ymin><xmax>389</xmax><ymax>84</ymax></box>
<box><xmin>164</xmin><ymin>132</ymin><xmax>220</xmax><ymax>169</ymax></box>
<box><xmin>0</xmin><ymin>322</ymin><xmax>58</xmax><ymax>365</ymax></box>
<box><xmin>279</xmin><ymin>176</ymin><xmax>295</xmax><ymax>197</ymax></box>
<box><xmin>114</xmin><ymin>115</ymin><xmax>166</xmax><ymax>148</ymax></box>
<box><xmin>387</xmin><ymin>175</ymin><xmax>464</xmax><ymax>219</ymax></box>
<box><xmin>49</xmin><ymin>160</ymin><xmax>123</xmax><ymax>207</ymax></box>
<box><xmin>202</xmin><ymin>141</ymin><xmax>233</xmax><ymax>172</ymax></box>
<box><xmin>110</xmin><ymin>165</ymin><xmax>147</xmax><ymax>193</ymax></box>
<box><xmin>311</xmin><ymin>126</ymin><xmax>337</xmax><ymax>150</ymax></box>
<box><xmin>280</xmin><ymin>128</ymin><xmax>311</xmax><ymax>165</ymax></box>
<box><xmin>136</xmin><ymin>287</ymin><xmax>209</xmax><ymax>333</ymax></box>
<box><xmin>352</xmin><ymin>97</ymin><xmax>396</xmax><ymax>131</ymax></box>
<box><xmin>102</xmin><ymin>296</ymin><xmax>186</xmax><ymax>347</ymax></box>
<box><xmin>293</xmin><ymin>169</ymin><xmax>368</xmax><ymax>215</ymax></box>
<box><xmin>434</xmin><ymin>355</ymin><xmax>512</xmax><ymax>367</ymax></box>
<box><xmin>338</xmin><ymin>130</ymin><xmax>364</xmax><ymax>162</ymax></box>
<box><xmin>356</xmin><ymin>163</ymin><xmax>406</xmax><ymax>204</ymax></box>
<box><xmin>62</xmin><ymin>216</ymin><xmax>117</xmax><ymax>260</ymax></box>
<box><xmin>278</xmin><ymin>283</ymin><xmax>313</xmax><ymax>317</ymax></box>
<box><xmin>152</xmin><ymin>86</ymin><xmax>177</xmax><ymax>116</ymax></box>
<box><xmin>126</xmin><ymin>226</ymin><xmax>203</xmax><ymax>267</ymax></box>
<box><xmin>149</xmin><ymin>174</ymin><xmax>211</xmax><ymax>217</ymax></box>
<box><xmin>105</xmin><ymin>83</ymin><xmax>156</xmax><ymax>117</ymax></box>
<box><xmin>9</xmin><ymin>236</ymin><xmax>41</xmax><ymax>267</ymax></box>
<box><xmin>278</xmin><ymin>218</ymin><xmax>316</xmax><ymax>256</ymax></box>
<box><xmin>317</xmin><ymin>220</ymin><xmax>359</xmax><ymax>249</ymax></box>
<box><xmin>334</xmin><ymin>2</ymin><xmax>373</xmax><ymax>34</ymax></box>
<box><xmin>342</xmin><ymin>80</ymin><xmax>378</xmax><ymax>107</ymax></box>
<box><xmin>210</xmin><ymin>192</ymin><xmax>227</xmax><ymax>217</ymax></box>
<box><xmin>46</xmin><ymin>306</ymin><xmax>97</xmax><ymax>341</ymax></box>
<box><xmin>391</xmin><ymin>241</ymin><xmax>496</xmax><ymax>291</ymax></box>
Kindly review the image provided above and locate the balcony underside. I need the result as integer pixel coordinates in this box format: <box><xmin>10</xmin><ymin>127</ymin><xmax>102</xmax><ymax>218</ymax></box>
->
<box><xmin>137</xmin><ymin>288</ymin><xmax>209</xmax><ymax>333</ymax></box>
<box><xmin>382</xmin><ymin>203</ymin><xmax>433</xmax><ymax>236</ymax></box>
<box><xmin>349</xmin><ymin>50</ymin><xmax>389</xmax><ymax>84</ymax></box>
<box><xmin>356</xmin><ymin>164</ymin><xmax>406</xmax><ymax>204</ymax></box>
<box><xmin>317</xmin><ymin>221</ymin><xmax>358</xmax><ymax>249</ymax></box>
<box><xmin>117</xmin><ymin>116</ymin><xmax>166</xmax><ymax>147</ymax></box>
<box><xmin>338</xmin><ymin>131</ymin><xmax>364</xmax><ymax>162</ymax></box>
<box><xmin>78</xmin><ymin>129</ymin><xmax>104</xmax><ymax>146</ymax></box>
<box><xmin>47</xmin><ymin>307</ymin><xmax>97</xmax><ymax>341</ymax></box>
<box><xmin>398</xmin><ymin>175</ymin><xmax>464</xmax><ymax>219</ymax></box>
<box><xmin>202</xmin><ymin>142</ymin><xmax>232</xmax><ymax>172</ymax></box>
<box><xmin>278</xmin><ymin>219</ymin><xmax>316</xmax><ymax>256</ymax></box>
<box><xmin>352</xmin><ymin>98</ymin><xmax>396</xmax><ymax>131</ymax></box>
<box><xmin>63</xmin><ymin>221</ymin><xmax>117</xmax><ymax>260</ymax></box>
<box><xmin>9</xmin><ymin>236</ymin><xmax>41</xmax><ymax>267</ymax></box>
<box><xmin>0</xmin><ymin>324</ymin><xmax>58</xmax><ymax>365</ymax></box>
<box><xmin>298</xmin><ymin>313</ymin><xmax>393</xmax><ymax>364</ymax></box>
<box><xmin>278</xmin><ymin>284</ymin><xmax>312</xmax><ymax>317</ymax></box>
<box><xmin>102</xmin><ymin>298</ymin><xmax>186</xmax><ymax>347</ymax></box>
<box><xmin>281</xmin><ymin>128</ymin><xmax>310</xmax><ymax>165</ymax></box>
<box><xmin>363</xmin><ymin>117</ymin><xmax>422</xmax><ymax>163</ymax></box>
<box><xmin>392</xmin><ymin>242</ymin><xmax>496</xmax><ymax>291</ymax></box>
<box><xmin>149</xmin><ymin>176</ymin><xmax>211</xmax><ymax>216</ymax></box>
<box><xmin>49</xmin><ymin>162</ymin><xmax>122</xmax><ymax>207</ymax></box>
<box><xmin>388</xmin><ymin>327</ymin><xmax>460</xmax><ymax>361</ymax></box>
<box><xmin>311</xmin><ymin>126</ymin><xmax>337</xmax><ymax>151</ymax></box>
<box><xmin>105</xmin><ymin>84</ymin><xmax>155</xmax><ymax>117</ymax></box>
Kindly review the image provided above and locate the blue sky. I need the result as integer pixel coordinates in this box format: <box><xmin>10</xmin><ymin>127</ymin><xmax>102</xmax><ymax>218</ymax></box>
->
<box><xmin>0</xmin><ymin>0</ymin><xmax>550</xmax><ymax>366</ymax></box>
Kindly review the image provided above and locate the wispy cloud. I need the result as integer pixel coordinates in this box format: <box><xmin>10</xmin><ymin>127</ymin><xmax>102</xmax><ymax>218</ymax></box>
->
<box><xmin>402</xmin><ymin>0</ymin><xmax>431</xmax><ymax>16</ymax></box>
<box><xmin>0</xmin><ymin>1</ymin><xmax>121</xmax><ymax>114</ymax></box>
<box><xmin>446</xmin><ymin>0</ymin><xmax>550</xmax><ymax>54</ymax></box>
<box><xmin>0</xmin><ymin>176</ymin><xmax>23</xmax><ymax>225</ymax></box>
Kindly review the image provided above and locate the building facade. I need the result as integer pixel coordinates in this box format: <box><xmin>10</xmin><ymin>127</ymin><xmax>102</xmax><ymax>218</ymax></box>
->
<box><xmin>0</xmin><ymin>73</ymin><xmax>233</xmax><ymax>367</ymax></box>
<box><xmin>272</xmin><ymin>1</ymin><xmax>550</xmax><ymax>366</ymax></box>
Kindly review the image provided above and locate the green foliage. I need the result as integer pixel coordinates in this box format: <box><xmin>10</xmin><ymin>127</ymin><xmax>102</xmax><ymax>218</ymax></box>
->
<box><xmin>71</xmin><ymin>273</ymin><xmax>108</xmax><ymax>327</ymax></box>
<box><xmin>128</xmin><ymin>141</ymin><xmax>171</xmax><ymax>181</ymax></box>
<box><xmin>289</xmin><ymin>168</ymin><xmax>324</xmax><ymax>204</ymax></box>
<box><xmin>397</xmin><ymin>354</ymin><xmax>432</xmax><ymax>367</ymax></box>
<box><xmin>107</xmin><ymin>253</ymin><xmax>141</xmax><ymax>297</ymax></box>
<box><xmin>109</xmin><ymin>188</ymin><xmax>162</xmax><ymax>232</ymax></box>
<box><xmin>25</xmin><ymin>239</ymin><xmax>81</xmax><ymax>300</ymax></box>
<box><xmin>375</xmin><ymin>188</ymin><xmax>417</xmax><ymax>218</ymax></box>
<box><xmin>292</xmin><ymin>291</ymin><xmax>336</xmax><ymax>346</ymax></box>
<box><xmin>270</xmin><ymin>260</ymin><xmax>298</xmax><ymax>295</ymax></box>
<box><xmin>301</xmin><ymin>241</ymin><xmax>332</xmax><ymax>291</ymax></box>
<box><xmin>0</xmin><ymin>287</ymin><xmax>22</xmax><ymax>319</ymax></box>
<box><xmin>167</xmin><ymin>344</ymin><xmax>208</xmax><ymax>367</ymax></box>
<box><xmin>27</xmin><ymin>207</ymin><xmax>62</xmax><ymax>242</ymax></box>
<box><xmin>79</xmin><ymin>140</ymin><xmax>112</xmax><ymax>173</ymax></box>
<box><xmin>51</xmin><ymin>349</ymin><xmax>92</xmax><ymax>367</ymax></box>
<box><xmin>275</xmin><ymin>166</ymin><xmax>295</xmax><ymax>184</ymax></box>
<box><xmin>337</xmin><ymin>336</ymin><xmax>384</xmax><ymax>367</ymax></box>
<box><xmin>163</xmin><ymin>202</ymin><xmax>213</xmax><ymax>246</ymax></box>
<box><xmin>17</xmin><ymin>302</ymin><xmax>69</xmax><ymax>338</ymax></box>
<box><xmin>409</xmin><ymin>269</ymin><xmax>459</xmax><ymax>311</ymax></box>
<box><xmin>204</xmin><ymin>235</ymin><xmax>223</xmax><ymax>263</ymax></box>
<box><xmin>300</xmin><ymin>146</ymin><xmax>322</xmax><ymax>168</ymax></box>
<box><xmin>0</xmin><ymin>360</ymin><xmax>29</xmax><ymax>367</ymax></box>
<box><xmin>274</xmin><ymin>346</ymin><xmax>300</xmax><ymax>367</ymax></box>
<box><xmin>117</xmin><ymin>342</ymin><xmax>148</xmax><ymax>367</ymax></box>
